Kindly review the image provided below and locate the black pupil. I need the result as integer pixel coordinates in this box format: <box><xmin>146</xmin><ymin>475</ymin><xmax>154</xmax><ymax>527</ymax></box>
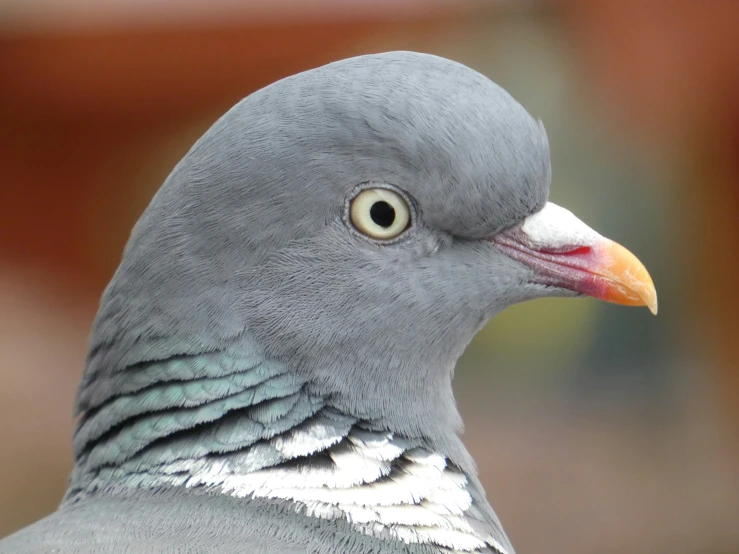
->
<box><xmin>369</xmin><ymin>201</ymin><xmax>396</xmax><ymax>228</ymax></box>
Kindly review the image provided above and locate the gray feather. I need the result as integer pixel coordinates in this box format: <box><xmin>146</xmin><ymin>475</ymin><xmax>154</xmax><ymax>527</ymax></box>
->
<box><xmin>0</xmin><ymin>51</ymin><xmax>556</xmax><ymax>554</ymax></box>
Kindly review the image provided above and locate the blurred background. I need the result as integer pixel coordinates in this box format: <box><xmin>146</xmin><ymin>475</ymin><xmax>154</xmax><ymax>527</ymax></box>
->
<box><xmin>1</xmin><ymin>1</ymin><xmax>738</xmax><ymax>552</ymax></box>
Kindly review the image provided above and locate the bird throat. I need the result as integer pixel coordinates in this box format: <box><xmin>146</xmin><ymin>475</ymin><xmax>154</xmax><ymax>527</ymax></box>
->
<box><xmin>69</xmin><ymin>347</ymin><xmax>507</xmax><ymax>554</ymax></box>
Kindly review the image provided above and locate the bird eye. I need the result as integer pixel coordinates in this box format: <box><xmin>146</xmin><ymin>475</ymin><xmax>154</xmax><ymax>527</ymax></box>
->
<box><xmin>349</xmin><ymin>188</ymin><xmax>411</xmax><ymax>240</ymax></box>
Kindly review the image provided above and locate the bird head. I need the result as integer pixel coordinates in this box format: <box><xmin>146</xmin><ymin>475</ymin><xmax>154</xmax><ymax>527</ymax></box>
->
<box><xmin>82</xmin><ymin>51</ymin><xmax>656</xmax><ymax>446</ymax></box>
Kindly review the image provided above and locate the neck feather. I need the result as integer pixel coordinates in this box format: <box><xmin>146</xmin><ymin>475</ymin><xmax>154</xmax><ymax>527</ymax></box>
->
<box><xmin>69</xmin><ymin>347</ymin><xmax>510</xmax><ymax>554</ymax></box>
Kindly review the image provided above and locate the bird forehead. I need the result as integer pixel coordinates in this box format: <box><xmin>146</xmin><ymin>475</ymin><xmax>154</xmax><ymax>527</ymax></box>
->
<box><xmin>227</xmin><ymin>53</ymin><xmax>549</xmax><ymax>236</ymax></box>
<box><xmin>147</xmin><ymin>52</ymin><xmax>550</xmax><ymax>252</ymax></box>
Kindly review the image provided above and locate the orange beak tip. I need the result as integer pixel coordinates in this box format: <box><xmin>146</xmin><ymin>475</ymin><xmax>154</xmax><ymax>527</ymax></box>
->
<box><xmin>597</xmin><ymin>239</ymin><xmax>658</xmax><ymax>316</ymax></box>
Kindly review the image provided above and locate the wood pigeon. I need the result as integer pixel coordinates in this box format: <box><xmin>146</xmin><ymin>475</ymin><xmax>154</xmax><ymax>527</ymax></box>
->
<box><xmin>0</xmin><ymin>51</ymin><xmax>657</xmax><ymax>554</ymax></box>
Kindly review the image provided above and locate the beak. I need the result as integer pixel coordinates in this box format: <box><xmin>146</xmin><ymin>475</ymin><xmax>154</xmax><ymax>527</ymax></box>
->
<box><xmin>491</xmin><ymin>202</ymin><xmax>658</xmax><ymax>315</ymax></box>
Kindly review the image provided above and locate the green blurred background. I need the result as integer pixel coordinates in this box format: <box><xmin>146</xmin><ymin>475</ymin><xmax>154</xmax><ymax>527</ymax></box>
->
<box><xmin>1</xmin><ymin>1</ymin><xmax>738</xmax><ymax>553</ymax></box>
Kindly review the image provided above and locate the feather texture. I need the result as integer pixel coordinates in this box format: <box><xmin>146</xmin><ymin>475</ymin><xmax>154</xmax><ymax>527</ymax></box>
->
<box><xmin>0</xmin><ymin>51</ymin><xmax>560</xmax><ymax>554</ymax></box>
<box><xmin>71</xmin><ymin>349</ymin><xmax>506</xmax><ymax>554</ymax></box>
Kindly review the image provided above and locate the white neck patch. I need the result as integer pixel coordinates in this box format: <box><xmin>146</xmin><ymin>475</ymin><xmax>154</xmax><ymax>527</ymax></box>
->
<box><xmin>158</xmin><ymin>422</ymin><xmax>508</xmax><ymax>554</ymax></box>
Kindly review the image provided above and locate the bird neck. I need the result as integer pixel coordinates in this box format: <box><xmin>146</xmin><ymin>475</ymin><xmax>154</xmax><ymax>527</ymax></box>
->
<box><xmin>69</xmin><ymin>346</ymin><xmax>508</xmax><ymax>554</ymax></box>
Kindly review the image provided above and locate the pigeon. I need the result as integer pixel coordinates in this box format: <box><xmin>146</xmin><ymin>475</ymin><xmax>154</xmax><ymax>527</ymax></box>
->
<box><xmin>0</xmin><ymin>51</ymin><xmax>657</xmax><ymax>554</ymax></box>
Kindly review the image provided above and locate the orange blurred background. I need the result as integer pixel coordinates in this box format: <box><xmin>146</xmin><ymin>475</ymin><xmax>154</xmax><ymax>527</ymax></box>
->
<box><xmin>1</xmin><ymin>1</ymin><xmax>738</xmax><ymax>553</ymax></box>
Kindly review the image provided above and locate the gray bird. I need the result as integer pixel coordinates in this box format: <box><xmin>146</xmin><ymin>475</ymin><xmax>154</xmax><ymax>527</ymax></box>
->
<box><xmin>0</xmin><ymin>51</ymin><xmax>657</xmax><ymax>554</ymax></box>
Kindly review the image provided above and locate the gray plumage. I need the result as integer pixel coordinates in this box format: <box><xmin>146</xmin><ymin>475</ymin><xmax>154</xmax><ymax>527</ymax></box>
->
<box><xmin>0</xmin><ymin>51</ymin><xmax>558</xmax><ymax>553</ymax></box>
